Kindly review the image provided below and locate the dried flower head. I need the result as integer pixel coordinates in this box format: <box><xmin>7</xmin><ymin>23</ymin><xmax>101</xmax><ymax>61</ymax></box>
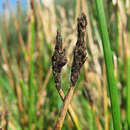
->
<box><xmin>71</xmin><ymin>13</ymin><xmax>87</xmax><ymax>86</ymax></box>
<box><xmin>52</xmin><ymin>31</ymin><xmax>67</xmax><ymax>90</ymax></box>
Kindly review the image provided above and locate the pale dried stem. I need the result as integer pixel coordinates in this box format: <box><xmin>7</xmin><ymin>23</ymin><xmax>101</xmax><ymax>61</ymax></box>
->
<box><xmin>85</xmin><ymin>0</ymin><xmax>101</xmax><ymax>75</ymax></box>
<box><xmin>118</xmin><ymin>0</ymin><xmax>129</xmax><ymax>80</ymax></box>
<box><xmin>75</xmin><ymin>0</ymin><xmax>81</xmax><ymax>22</ymax></box>
<box><xmin>57</xmin><ymin>89</ymin><xmax>81</xmax><ymax>130</ymax></box>
<box><xmin>32</xmin><ymin>0</ymin><xmax>44</xmax><ymax>92</ymax></box>
<box><xmin>0</xmin><ymin>38</ymin><xmax>14</xmax><ymax>90</ymax></box>
<box><xmin>2</xmin><ymin>5</ymin><xmax>15</xmax><ymax>90</ymax></box>
<box><xmin>55</xmin><ymin>87</ymin><xmax>75</xmax><ymax>130</ymax></box>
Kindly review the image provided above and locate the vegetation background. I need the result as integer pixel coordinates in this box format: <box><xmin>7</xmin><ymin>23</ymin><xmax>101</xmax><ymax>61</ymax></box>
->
<box><xmin>0</xmin><ymin>0</ymin><xmax>130</xmax><ymax>130</ymax></box>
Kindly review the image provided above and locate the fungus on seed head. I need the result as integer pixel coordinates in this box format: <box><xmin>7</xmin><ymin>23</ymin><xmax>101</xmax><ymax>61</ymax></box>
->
<box><xmin>71</xmin><ymin>13</ymin><xmax>87</xmax><ymax>86</ymax></box>
<box><xmin>77</xmin><ymin>13</ymin><xmax>87</xmax><ymax>33</ymax></box>
<box><xmin>52</xmin><ymin>31</ymin><xmax>67</xmax><ymax>90</ymax></box>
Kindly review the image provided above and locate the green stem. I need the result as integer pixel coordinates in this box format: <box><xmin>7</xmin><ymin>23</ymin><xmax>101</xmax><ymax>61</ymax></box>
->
<box><xmin>127</xmin><ymin>57</ymin><xmax>130</xmax><ymax>128</ymax></box>
<box><xmin>95</xmin><ymin>0</ymin><xmax>121</xmax><ymax>130</ymax></box>
<box><xmin>28</xmin><ymin>19</ymin><xmax>36</xmax><ymax>129</ymax></box>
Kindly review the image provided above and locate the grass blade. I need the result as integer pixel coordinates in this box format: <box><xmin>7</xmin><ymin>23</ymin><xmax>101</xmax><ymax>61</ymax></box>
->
<box><xmin>95</xmin><ymin>0</ymin><xmax>121</xmax><ymax>130</ymax></box>
<box><xmin>127</xmin><ymin>57</ymin><xmax>130</xmax><ymax>128</ymax></box>
<box><xmin>28</xmin><ymin>17</ymin><xmax>36</xmax><ymax>129</ymax></box>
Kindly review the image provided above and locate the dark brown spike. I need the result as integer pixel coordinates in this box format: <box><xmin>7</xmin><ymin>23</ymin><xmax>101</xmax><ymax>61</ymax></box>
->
<box><xmin>55</xmin><ymin>31</ymin><xmax>63</xmax><ymax>51</ymax></box>
<box><xmin>52</xmin><ymin>31</ymin><xmax>67</xmax><ymax>90</ymax></box>
<box><xmin>71</xmin><ymin>13</ymin><xmax>87</xmax><ymax>86</ymax></box>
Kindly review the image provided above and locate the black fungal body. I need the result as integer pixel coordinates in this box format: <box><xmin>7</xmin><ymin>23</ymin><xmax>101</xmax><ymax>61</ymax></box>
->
<box><xmin>52</xmin><ymin>13</ymin><xmax>87</xmax><ymax>89</ymax></box>
<box><xmin>52</xmin><ymin>31</ymin><xmax>67</xmax><ymax>91</ymax></box>
<box><xmin>71</xmin><ymin>13</ymin><xmax>87</xmax><ymax>86</ymax></box>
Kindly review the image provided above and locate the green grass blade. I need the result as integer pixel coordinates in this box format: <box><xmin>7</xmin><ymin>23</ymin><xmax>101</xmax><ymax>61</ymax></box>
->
<box><xmin>81</xmin><ymin>97</ymin><xmax>94</xmax><ymax>130</ymax></box>
<box><xmin>127</xmin><ymin>57</ymin><xmax>130</xmax><ymax>128</ymax></box>
<box><xmin>20</xmin><ymin>80</ymin><xmax>28</xmax><ymax>100</ymax></box>
<box><xmin>28</xmin><ymin>18</ymin><xmax>36</xmax><ymax>129</ymax></box>
<box><xmin>95</xmin><ymin>0</ymin><xmax>121</xmax><ymax>130</ymax></box>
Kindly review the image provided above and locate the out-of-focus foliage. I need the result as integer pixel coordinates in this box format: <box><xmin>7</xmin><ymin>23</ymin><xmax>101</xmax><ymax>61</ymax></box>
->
<box><xmin>0</xmin><ymin>0</ymin><xmax>130</xmax><ymax>130</ymax></box>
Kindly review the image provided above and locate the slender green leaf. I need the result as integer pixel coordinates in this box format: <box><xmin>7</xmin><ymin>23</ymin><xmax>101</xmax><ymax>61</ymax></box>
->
<box><xmin>95</xmin><ymin>0</ymin><xmax>121</xmax><ymax>130</ymax></box>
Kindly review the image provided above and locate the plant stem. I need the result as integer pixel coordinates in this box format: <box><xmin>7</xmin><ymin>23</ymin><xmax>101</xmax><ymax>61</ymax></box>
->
<box><xmin>95</xmin><ymin>0</ymin><xmax>121</xmax><ymax>130</ymax></box>
<box><xmin>55</xmin><ymin>86</ymin><xmax>75</xmax><ymax>130</ymax></box>
<box><xmin>28</xmin><ymin>16</ymin><xmax>35</xmax><ymax>129</ymax></box>
<box><xmin>58</xmin><ymin>89</ymin><xmax>82</xmax><ymax>130</ymax></box>
<box><xmin>127</xmin><ymin>57</ymin><xmax>130</xmax><ymax>128</ymax></box>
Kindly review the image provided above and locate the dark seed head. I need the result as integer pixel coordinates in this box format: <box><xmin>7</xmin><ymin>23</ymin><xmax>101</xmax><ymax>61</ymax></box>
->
<box><xmin>52</xmin><ymin>31</ymin><xmax>67</xmax><ymax>90</ymax></box>
<box><xmin>71</xmin><ymin>13</ymin><xmax>87</xmax><ymax>86</ymax></box>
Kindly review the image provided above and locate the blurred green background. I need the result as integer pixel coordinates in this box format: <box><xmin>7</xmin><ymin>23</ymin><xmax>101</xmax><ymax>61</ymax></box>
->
<box><xmin>0</xmin><ymin>0</ymin><xmax>130</xmax><ymax>130</ymax></box>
